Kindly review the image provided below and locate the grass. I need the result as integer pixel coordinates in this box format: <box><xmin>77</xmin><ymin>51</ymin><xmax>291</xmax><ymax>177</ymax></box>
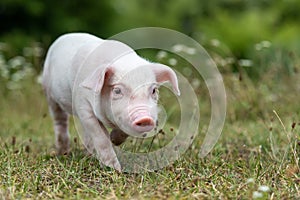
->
<box><xmin>0</xmin><ymin>68</ymin><xmax>299</xmax><ymax>199</ymax></box>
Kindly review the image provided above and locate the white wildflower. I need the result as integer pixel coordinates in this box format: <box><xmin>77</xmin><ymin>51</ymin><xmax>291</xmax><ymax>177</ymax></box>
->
<box><xmin>0</xmin><ymin>67</ymin><xmax>9</xmax><ymax>79</ymax></box>
<box><xmin>220</xmin><ymin>59</ymin><xmax>227</xmax><ymax>67</ymax></box>
<box><xmin>261</xmin><ymin>40</ymin><xmax>271</xmax><ymax>48</ymax></box>
<box><xmin>192</xmin><ymin>78</ymin><xmax>201</xmax><ymax>89</ymax></box>
<box><xmin>172</xmin><ymin>44</ymin><xmax>197</xmax><ymax>55</ymax></box>
<box><xmin>258</xmin><ymin>185</ymin><xmax>270</xmax><ymax>192</ymax></box>
<box><xmin>8</xmin><ymin>56</ymin><xmax>25</xmax><ymax>69</ymax></box>
<box><xmin>11</xmin><ymin>72</ymin><xmax>23</xmax><ymax>82</ymax></box>
<box><xmin>255</xmin><ymin>40</ymin><xmax>271</xmax><ymax>51</ymax></box>
<box><xmin>172</xmin><ymin>44</ymin><xmax>185</xmax><ymax>52</ymax></box>
<box><xmin>211</xmin><ymin>39</ymin><xmax>220</xmax><ymax>47</ymax></box>
<box><xmin>33</xmin><ymin>46</ymin><xmax>43</xmax><ymax>57</ymax></box>
<box><xmin>252</xmin><ymin>191</ymin><xmax>263</xmax><ymax>199</ymax></box>
<box><xmin>23</xmin><ymin>66</ymin><xmax>34</xmax><ymax>76</ymax></box>
<box><xmin>156</xmin><ymin>51</ymin><xmax>167</xmax><ymax>60</ymax></box>
<box><xmin>185</xmin><ymin>47</ymin><xmax>196</xmax><ymax>55</ymax></box>
<box><xmin>36</xmin><ymin>73</ymin><xmax>43</xmax><ymax>84</ymax></box>
<box><xmin>168</xmin><ymin>58</ymin><xmax>177</xmax><ymax>66</ymax></box>
<box><xmin>246</xmin><ymin>178</ymin><xmax>255</xmax><ymax>184</ymax></box>
<box><xmin>238</xmin><ymin>59</ymin><xmax>253</xmax><ymax>67</ymax></box>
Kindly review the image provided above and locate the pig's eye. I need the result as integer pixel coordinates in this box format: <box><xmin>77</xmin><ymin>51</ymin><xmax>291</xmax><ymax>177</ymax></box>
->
<box><xmin>152</xmin><ymin>87</ymin><xmax>157</xmax><ymax>95</ymax></box>
<box><xmin>112</xmin><ymin>87</ymin><xmax>123</xmax><ymax>99</ymax></box>
<box><xmin>151</xmin><ymin>86</ymin><xmax>159</xmax><ymax>100</ymax></box>
<box><xmin>113</xmin><ymin>87</ymin><xmax>122</xmax><ymax>94</ymax></box>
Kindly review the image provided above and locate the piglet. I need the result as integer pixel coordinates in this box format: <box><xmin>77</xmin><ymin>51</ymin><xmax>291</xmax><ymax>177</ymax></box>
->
<box><xmin>42</xmin><ymin>33</ymin><xmax>180</xmax><ymax>171</ymax></box>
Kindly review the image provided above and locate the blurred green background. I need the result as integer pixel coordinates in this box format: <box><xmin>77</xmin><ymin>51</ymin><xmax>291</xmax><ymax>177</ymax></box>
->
<box><xmin>1</xmin><ymin>0</ymin><xmax>300</xmax><ymax>79</ymax></box>
<box><xmin>0</xmin><ymin>0</ymin><xmax>300</xmax><ymax>90</ymax></box>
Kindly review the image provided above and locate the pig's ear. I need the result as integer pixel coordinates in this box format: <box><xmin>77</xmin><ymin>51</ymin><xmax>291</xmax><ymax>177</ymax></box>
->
<box><xmin>152</xmin><ymin>64</ymin><xmax>180</xmax><ymax>96</ymax></box>
<box><xmin>80</xmin><ymin>66</ymin><xmax>113</xmax><ymax>94</ymax></box>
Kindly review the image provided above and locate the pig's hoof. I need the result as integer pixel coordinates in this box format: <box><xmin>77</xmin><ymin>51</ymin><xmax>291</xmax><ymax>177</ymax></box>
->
<box><xmin>114</xmin><ymin>161</ymin><xmax>122</xmax><ymax>172</ymax></box>
<box><xmin>56</xmin><ymin>146</ymin><xmax>70</xmax><ymax>155</ymax></box>
<box><xmin>103</xmin><ymin>158</ymin><xmax>121</xmax><ymax>172</ymax></box>
<box><xmin>56</xmin><ymin>147</ymin><xmax>70</xmax><ymax>155</ymax></box>
<box><xmin>56</xmin><ymin>143</ymin><xmax>70</xmax><ymax>155</ymax></box>
<box><xmin>56</xmin><ymin>135</ymin><xmax>70</xmax><ymax>155</ymax></box>
<box><xmin>110</xmin><ymin>129</ymin><xmax>128</xmax><ymax>146</ymax></box>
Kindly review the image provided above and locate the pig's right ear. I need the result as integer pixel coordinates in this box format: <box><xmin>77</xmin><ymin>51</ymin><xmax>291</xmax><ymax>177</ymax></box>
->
<box><xmin>80</xmin><ymin>66</ymin><xmax>113</xmax><ymax>94</ymax></box>
<box><xmin>152</xmin><ymin>64</ymin><xmax>181</xmax><ymax>96</ymax></box>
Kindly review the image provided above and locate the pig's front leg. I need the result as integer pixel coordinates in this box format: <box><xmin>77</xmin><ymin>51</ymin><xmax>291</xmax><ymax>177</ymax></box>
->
<box><xmin>79</xmin><ymin>112</ymin><xmax>121</xmax><ymax>171</ymax></box>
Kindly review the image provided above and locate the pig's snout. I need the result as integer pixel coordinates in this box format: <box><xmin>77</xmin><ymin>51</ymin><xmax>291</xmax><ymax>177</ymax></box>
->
<box><xmin>130</xmin><ymin>106</ymin><xmax>155</xmax><ymax>133</ymax></box>
<box><xmin>133</xmin><ymin>117</ymin><xmax>155</xmax><ymax>132</ymax></box>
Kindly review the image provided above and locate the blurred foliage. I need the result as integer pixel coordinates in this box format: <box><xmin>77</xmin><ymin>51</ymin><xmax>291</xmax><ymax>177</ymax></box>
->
<box><xmin>0</xmin><ymin>0</ymin><xmax>300</xmax><ymax>79</ymax></box>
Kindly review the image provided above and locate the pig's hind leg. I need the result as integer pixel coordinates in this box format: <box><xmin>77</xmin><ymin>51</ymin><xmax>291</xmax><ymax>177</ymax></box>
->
<box><xmin>48</xmin><ymin>97</ymin><xmax>70</xmax><ymax>155</ymax></box>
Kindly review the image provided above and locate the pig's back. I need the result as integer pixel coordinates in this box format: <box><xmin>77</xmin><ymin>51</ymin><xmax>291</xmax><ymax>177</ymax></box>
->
<box><xmin>43</xmin><ymin>33</ymin><xmax>103</xmax><ymax>113</ymax></box>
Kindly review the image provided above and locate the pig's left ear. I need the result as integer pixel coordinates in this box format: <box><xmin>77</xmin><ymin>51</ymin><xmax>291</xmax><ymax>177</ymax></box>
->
<box><xmin>80</xmin><ymin>66</ymin><xmax>113</xmax><ymax>94</ymax></box>
<box><xmin>152</xmin><ymin>64</ymin><xmax>180</xmax><ymax>96</ymax></box>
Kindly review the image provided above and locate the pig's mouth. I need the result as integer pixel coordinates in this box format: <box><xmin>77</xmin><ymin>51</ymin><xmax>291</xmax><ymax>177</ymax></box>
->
<box><xmin>132</xmin><ymin>116</ymin><xmax>155</xmax><ymax>133</ymax></box>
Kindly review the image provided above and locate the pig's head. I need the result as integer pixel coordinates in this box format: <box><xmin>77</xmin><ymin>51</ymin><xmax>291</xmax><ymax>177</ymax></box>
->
<box><xmin>81</xmin><ymin>63</ymin><xmax>180</xmax><ymax>137</ymax></box>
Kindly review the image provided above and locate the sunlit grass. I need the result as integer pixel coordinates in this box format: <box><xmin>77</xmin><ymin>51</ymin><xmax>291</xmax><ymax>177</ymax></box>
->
<box><xmin>0</xmin><ymin>39</ymin><xmax>299</xmax><ymax>199</ymax></box>
<box><xmin>0</xmin><ymin>65</ymin><xmax>299</xmax><ymax>199</ymax></box>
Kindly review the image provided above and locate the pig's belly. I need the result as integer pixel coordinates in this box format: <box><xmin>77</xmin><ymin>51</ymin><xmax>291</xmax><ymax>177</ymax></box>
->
<box><xmin>56</xmin><ymin>96</ymin><xmax>73</xmax><ymax>114</ymax></box>
<box><xmin>48</xmin><ymin>79</ymin><xmax>74</xmax><ymax>115</ymax></box>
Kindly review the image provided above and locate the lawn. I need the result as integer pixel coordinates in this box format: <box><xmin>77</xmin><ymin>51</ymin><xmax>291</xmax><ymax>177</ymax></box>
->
<box><xmin>0</xmin><ymin>64</ymin><xmax>299</xmax><ymax>199</ymax></box>
<box><xmin>1</xmin><ymin>0</ymin><xmax>300</xmax><ymax>199</ymax></box>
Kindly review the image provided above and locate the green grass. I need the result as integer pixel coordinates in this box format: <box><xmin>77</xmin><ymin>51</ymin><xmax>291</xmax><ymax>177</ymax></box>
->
<box><xmin>0</xmin><ymin>70</ymin><xmax>299</xmax><ymax>199</ymax></box>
